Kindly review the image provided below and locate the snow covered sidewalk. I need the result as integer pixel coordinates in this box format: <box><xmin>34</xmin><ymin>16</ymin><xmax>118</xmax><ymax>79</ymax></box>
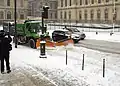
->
<box><xmin>0</xmin><ymin>43</ymin><xmax>120</xmax><ymax>86</ymax></box>
<box><xmin>0</xmin><ymin>65</ymin><xmax>55</xmax><ymax>86</ymax></box>
<box><xmin>0</xmin><ymin>45</ymin><xmax>56</xmax><ymax>86</ymax></box>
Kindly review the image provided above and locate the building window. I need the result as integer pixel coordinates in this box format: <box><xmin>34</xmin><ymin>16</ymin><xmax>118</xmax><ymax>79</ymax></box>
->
<box><xmin>65</xmin><ymin>0</ymin><xmax>67</xmax><ymax>6</ymax></box>
<box><xmin>54</xmin><ymin>3</ymin><xmax>57</xmax><ymax>9</ymax></box>
<box><xmin>7</xmin><ymin>0</ymin><xmax>10</xmax><ymax>6</ymax></box>
<box><xmin>7</xmin><ymin>11</ymin><xmax>11</xmax><ymax>19</ymax></box>
<box><xmin>91</xmin><ymin>0</ymin><xmax>94</xmax><ymax>4</ymax></box>
<box><xmin>45</xmin><ymin>3</ymin><xmax>48</xmax><ymax>6</ymax></box>
<box><xmin>98</xmin><ymin>0</ymin><xmax>101</xmax><ymax>3</ymax></box>
<box><xmin>40</xmin><ymin>2</ymin><xmax>42</xmax><ymax>8</ymax></box>
<box><xmin>61</xmin><ymin>0</ymin><xmax>63</xmax><ymax>7</ymax></box>
<box><xmin>76</xmin><ymin>0</ymin><xmax>78</xmax><ymax>5</ymax></box>
<box><xmin>104</xmin><ymin>9</ymin><xmax>108</xmax><ymax>21</ymax></box>
<box><xmin>91</xmin><ymin>10</ymin><xmax>94</xmax><ymax>20</ymax></box>
<box><xmin>50</xmin><ymin>13</ymin><xmax>52</xmax><ymax>19</ymax></box>
<box><xmin>50</xmin><ymin>3</ymin><xmax>52</xmax><ymax>9</ymax></box>
<box><xmin>79</xmin><ymin>11</ymin><xmax>82</xmax><ymax>20</ymax></box>
<box><xmin>55</xmin><ymin>13</ymin><xmax>57</xmax><ymax>19</ymax></box>
<box><xmin>85</xmin><ymin>0</ymin><xmax>88</xmax><ymax>5</ymax></box>
<box><xmin>64</xmin><ymin>11</ymin><xmax>67</xmax><ymax>19</ymax></box>
<box><xmin>0</xmin><ymin>11</ymin><xmax>4</xmax><ymax>19</ymax></box>
<box><xmin>20</xmin><ymin>14</ymin><xmax>24</xmax><ymax>19</ymax></box>
<box><xmin>60</xmin><ymin>11</ymin><xmax>62</xmax><ymax>19</ymax></box>
<box><xmin>106</xmin><ymin>0</ymin><xmax>109</xmax><ymax>2</ymax></box>
<box><xmin>97</xmin><ymin>9</ymin><xmax>101</xmax><ymax>20</ymax></box>
<box><xmin>80</xmin><ymin>0</ymin><xmax>82</xmax><ymax>5</ymax></box>
<box><xmin>16</xmin><ymin>13</ymin><xmax>18</xmax><ymax>19</ymax></box>
<box><xmin>69</xmin><ymin>11</ymin><xmax>71</xmax><ymax>19</ymax></box>
<box><xmin>21</xmin><ymin>0</ymin><xmax>24</xmax><ymax>7</ymax></box>
<box><xmin>84</xmin><ymin>10</ymin><xmax>87</xmax><ymax>20</ymax></box>
<box><xmin>69</xmin><ymin>0</ymin><xmax>71</xmax><ymax>6</ymax></box>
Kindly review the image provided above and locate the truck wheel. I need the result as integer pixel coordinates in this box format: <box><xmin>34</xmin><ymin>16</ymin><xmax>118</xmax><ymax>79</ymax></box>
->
<box><xmin>74</xmin><ymin>41</ymin><xmax>79</xmax><ymax>43</ymax></box>
<box><xmin>13</xmin><ymin>37</ymin><xmax>19</xmax><ymax>44</ymax></box>
<box><xmin>29</xmin><ymin>39</ymin><xmax>36</xmax><ymax>49</ymax></box>
<box><xmin>73</xmin><ymin>39</ymin><xmax>78</xmax><ymax>43</ymax></box>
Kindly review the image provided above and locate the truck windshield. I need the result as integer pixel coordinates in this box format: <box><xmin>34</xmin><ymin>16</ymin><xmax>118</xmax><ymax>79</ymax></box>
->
<box><xmin>28</xmin><ymin>23</ymin><xmax>41</xmax><ymax>33</ymax></box>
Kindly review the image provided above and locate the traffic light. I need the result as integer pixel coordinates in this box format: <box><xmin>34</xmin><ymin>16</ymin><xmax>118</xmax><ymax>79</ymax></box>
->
<box><xmin>42</xmin><ymin>6</ymin><xmax>49</xmax><ymax>19</ymax></box>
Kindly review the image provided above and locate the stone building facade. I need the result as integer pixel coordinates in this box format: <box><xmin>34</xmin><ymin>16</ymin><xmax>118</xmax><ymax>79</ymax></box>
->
<box><xmin>0</xmin><ymin>0</ymin><xmax>28</xmax><ymax>22</ymax></box>
<box><xmin>28</xmin><ymin>0</ymin><xmax>57</xmax><ymax>20</ymax></box>
<box><xmin>58</xmin><ymin>0</ymin><xmax>120</xmax><ymax>24</ymax></box>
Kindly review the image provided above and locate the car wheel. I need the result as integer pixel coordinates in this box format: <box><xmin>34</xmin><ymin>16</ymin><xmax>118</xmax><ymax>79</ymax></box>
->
<box><xmin>29</xmin><ymin>39</ymin><xmax>36</xmax><ymax>49</ymax></box>
<box><xmin>73</xmin><ymin>39</ymin><xmax>79</xmax><ymax>43</ymax></box>
<box><xmin>81</xmin><ymin>38</ymin><xmax>84</xmax><ymax>40</ymax></box>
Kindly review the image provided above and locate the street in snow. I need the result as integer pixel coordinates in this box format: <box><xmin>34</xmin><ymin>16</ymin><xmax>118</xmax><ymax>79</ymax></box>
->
<box><xmin>0</xmin><ymin>30</ymin><xmax>120</xmax><ymax>86</ymax></box>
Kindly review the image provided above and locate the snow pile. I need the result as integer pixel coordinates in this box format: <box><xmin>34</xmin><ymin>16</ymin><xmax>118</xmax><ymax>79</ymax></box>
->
<box><xmin>85</xmin><ymin>32</ymin><xmax>120</xmax><ymax>43</ymax></box>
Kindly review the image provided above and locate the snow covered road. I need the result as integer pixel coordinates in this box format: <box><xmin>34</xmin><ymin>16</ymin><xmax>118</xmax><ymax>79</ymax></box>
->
<box><xmin>1</xmin><ymin>28</ymin><xmax>120</xmax><ymax>85</ymax></box>
<box><xmin>76</xmin><ymin>39</ymin><xmax>120</xmax><ymax>54</ymax></box>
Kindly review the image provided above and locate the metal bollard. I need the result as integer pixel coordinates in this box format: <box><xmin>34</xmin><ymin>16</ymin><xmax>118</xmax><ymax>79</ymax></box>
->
<box><xmin>82</xmin><ymin>54</ymin><xmax>84</xmax><ymax>70</ymax></box>
<box><xmin>40</xmin><ymin>40</ymin><xmax>47</xmax><ymax>58</ymax></box>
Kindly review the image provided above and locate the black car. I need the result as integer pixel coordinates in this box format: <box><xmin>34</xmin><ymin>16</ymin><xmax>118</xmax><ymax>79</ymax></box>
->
<box><xmin>52</xmin><ymin>29</ymin><xmax>71</xmax><ymax>42</ymax></box>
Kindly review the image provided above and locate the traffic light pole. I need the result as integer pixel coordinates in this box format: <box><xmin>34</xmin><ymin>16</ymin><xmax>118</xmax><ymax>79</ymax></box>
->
<box><xmin>40</xmin><ymin>6</ymin><xmax>49</xmax><ymax>58</ymax></box>
<box><xmin>14</xmin><ymin>0</ymin><xmax>17</xmax><ymax>48</ymax></box>
<box><xmin>40</xmin><ymin>12</ymin><xmax>46</xmax><ymax>58</ymax></box>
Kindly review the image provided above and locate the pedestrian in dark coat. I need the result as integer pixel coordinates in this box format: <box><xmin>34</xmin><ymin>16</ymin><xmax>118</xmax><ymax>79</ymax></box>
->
<box><xmin>0</xmin><ymin>30</ymin><xmax>12</xmax><ymax>74</ymax></box>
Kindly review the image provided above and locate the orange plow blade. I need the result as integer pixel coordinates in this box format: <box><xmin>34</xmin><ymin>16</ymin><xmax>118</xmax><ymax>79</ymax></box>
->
<box><xmin>55</xmin><ymin>39</ymin><xmax>74</xmax><ymax>46</ymax></box>
<box><xmin>36</xmin><ymin>39</ymin><xmax>74</xmax><ymax>48</ymax></box>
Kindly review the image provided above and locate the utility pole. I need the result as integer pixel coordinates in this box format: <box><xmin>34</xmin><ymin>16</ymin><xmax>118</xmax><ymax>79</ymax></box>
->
<box><xmin>14</xmin><ymin>0</ymin><xmax>17</xmax><ymax>48</ymax></box>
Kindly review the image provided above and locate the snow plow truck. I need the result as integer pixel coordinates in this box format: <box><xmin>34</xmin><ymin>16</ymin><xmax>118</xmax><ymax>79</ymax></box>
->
<box><xmin>12</xmin><ymin>20</ymin><xmax>73</xmax><ymax>49</ymax></box>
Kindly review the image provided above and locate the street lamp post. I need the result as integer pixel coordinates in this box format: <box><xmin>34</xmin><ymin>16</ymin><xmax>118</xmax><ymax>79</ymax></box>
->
<box><xmin>14</xmin><ymin>0</ymin><xmax>17</xmax><ymax>48</ymax></box>
<box><xmin>112</xmin><ymin>0</ymin><xmax>116</xmax><ymax>34</ymax></box>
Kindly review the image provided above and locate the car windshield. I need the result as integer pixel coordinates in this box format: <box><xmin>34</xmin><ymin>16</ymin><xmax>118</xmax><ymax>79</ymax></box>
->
<box><xmin>67</xmin><ymin>28</ymin><xmax>80</xmax><ymax>32</ymax></box>
<box><xmin>72</xmin><ymin>28</ymin><xmax>80</xmax><ymax>32</ymax></box>
<box><xmin>64</xmin><ymin>31</ymin><xmax>71</xmax><ymax>35</ymax></box>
